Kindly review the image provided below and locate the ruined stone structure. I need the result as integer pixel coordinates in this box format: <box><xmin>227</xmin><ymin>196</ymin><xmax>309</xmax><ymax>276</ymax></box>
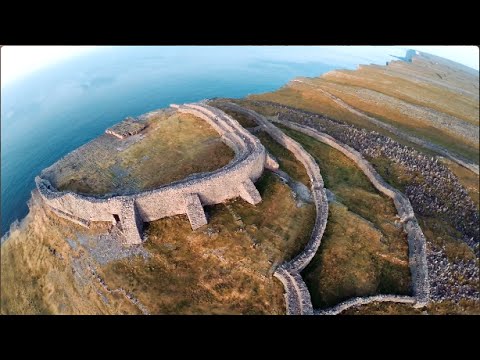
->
<box><xmin>33</xmin><ymin>98</ymin><xmax>450</xmax><ymax>314</ymax></box>
<box><xmin>105</xmin><ymin>117</ymin><xmax>147</xmax><ymax>139</ymax></box>
<box><xmin>218</xmin><ymin>102</ymin><xmax>430</xmax><ymax>314</ymax></box>
<box><xmin>36</xmin><ymin>103</ymin><xmax>268</xmax><ymax>245</ymax></box>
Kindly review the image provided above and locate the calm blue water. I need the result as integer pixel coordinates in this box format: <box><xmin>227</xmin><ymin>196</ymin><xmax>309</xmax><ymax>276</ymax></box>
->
<box><xmin>1</xmin><ymin>46</ymin><xmax>407</xmax><ymax>236</ymax></box>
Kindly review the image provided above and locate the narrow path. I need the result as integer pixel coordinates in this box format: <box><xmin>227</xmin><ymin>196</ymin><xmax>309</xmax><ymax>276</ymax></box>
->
<box><xmin>292</xmin><ymin>80</ymin><xmax>479</xmax><ymax>175</ymax></box>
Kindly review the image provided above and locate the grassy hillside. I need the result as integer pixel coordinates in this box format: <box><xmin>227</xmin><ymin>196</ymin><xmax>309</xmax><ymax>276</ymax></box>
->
<box><xmin>250</xmin><ymin>52</ymin><xmax>479</xmax><ymax>164</ymax></box>
<box><xmin>1</xmin><ymin>168</ymin><xmax>315</xmax><ymax>314</ymax></box>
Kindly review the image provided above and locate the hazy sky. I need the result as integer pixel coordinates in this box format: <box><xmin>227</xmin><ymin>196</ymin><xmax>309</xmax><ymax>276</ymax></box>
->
<box><xmin>1</xmin><ymin>45</ymin><xmax>478</xmax><ymax>88</ymax></box>
<box><xmin>1</xmin><ymin>46</ymin><xmax>99</xmax><ymax>87</ymax></box>
<box><xmin>410</xmin><ymin>46</ymin><xmax>479</xmax><ymax>70</ymax></box>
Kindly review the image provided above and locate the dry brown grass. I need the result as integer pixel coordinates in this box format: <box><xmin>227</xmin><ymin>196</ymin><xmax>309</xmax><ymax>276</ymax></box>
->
<box><xmin>420</xmin><ymin>217</ymin><xmax>477</xmax><ymax>262</ymax></box>
<box><xmin>310</xmin><ymin>79</ymin><xmax>479</xmax><ymax>156</ymax></box>
<box><xmin>248</xmin><ymin>87</ymin><xmax>440</xmax><ymax>159</ymax></box>
<box><xmin>0</xmin><ymin>194</ymin><xmax>127</xmax><ymax>315</ymax></box>
<box><xmin>323</xmin><ymin>67</ymin><xmax>479</xmax><ymax>125</ymax></box>
<box><xmin>53</xmin><ymin>112</ymin><xmax>234</xmax><ymax>195</ymax></box>
<box><xmin>249</xmin><ymin>86</ymin><xmax>379</xmax><ymax>132</ymax></box>
<box><xmin>342</xmin><ymin>299</ymin><xmax>480</xmax><ymax>315</ymax></box>
<box><xmin>250</xmin><ymin>69</ymin><xmax>479</xmax><ymax>163</ymax></box>
<box><xmin>342</xmin><ymin>301</ymin><xmax>424</xmax><ymax>315</ymax></box>
<box><xmin>1</xmin><ymin>171</ymin><xmax>315</xmax><ymax>314</ymax></box>
<box><xmin>368</xmin><ymin>156</ymin><xmax>425</xmax><ymax>193</ymax></box>
<box><xmin>426</xmin><ymin>300</ymin><xmax>480</xmax><ymax>315</ymax></box>
<box><xmin>304</xmin><ymin>203</ymin><xmax>410</xmax><ymax>309</ymax></box>
<box><xmin>439</xmin><ymin>157</ymin><xmax>479</xmax><ymax>208</ymax></box>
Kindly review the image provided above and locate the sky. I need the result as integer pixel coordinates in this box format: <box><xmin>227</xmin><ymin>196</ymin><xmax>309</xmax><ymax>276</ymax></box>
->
<box><xmin>1</xmin><ymin>46</ymin><xmax>99</xmax><ymax>87</ymax></box>
<box><xmin>1</xmin><ymin>45</ymin><xmax>478</xmax><ymax>88</ymax></box>
<box><xmin>409</xmin><ymin>46</ymin><xmax>479</xmax><ymax>69</ymax></box>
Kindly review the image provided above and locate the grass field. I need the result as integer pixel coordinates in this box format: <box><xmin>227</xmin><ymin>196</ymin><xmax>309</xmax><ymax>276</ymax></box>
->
<box><xmin>322</xmin><ymin>67</ymin><xmax>479</xmax><ymax>125</ymax></box>
<box><xmin>52</xmin><ymin>112</ymin><xmax>234</xmax><ymax>196</ymax></box>
<box><xmin>255</xmin><ymin>132</ymin><xmax>310</xmax><ymax>186</ymax></box>
<box><xmin>308</xmin><ymin>78</ymin><xmax>479</xmax><ymax>156</ymax></box>
<box><xmin>249</xmin><ymin>58</ymin><xmax>479</xmax><ymax>164</ymax></box>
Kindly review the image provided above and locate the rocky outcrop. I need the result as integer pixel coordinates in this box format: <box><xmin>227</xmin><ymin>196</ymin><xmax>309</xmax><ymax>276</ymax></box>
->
<box><xmin>36</xmin><ymin>103</ymin><xmax>269</xmax><ymax>245</ymax></box>
<box><xmin>427</xmin><ymin>244</ymin><xmax>479</xmax><ymax>303</ymax></box>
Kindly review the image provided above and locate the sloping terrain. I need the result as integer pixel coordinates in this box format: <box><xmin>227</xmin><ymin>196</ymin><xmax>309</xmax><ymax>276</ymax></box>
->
<box><xmin>1</xmin><ymin>168</ymin><xmax>315</xmax><ymax>314</ymax></box>
<box><xmin>250</xmin><ymin>51</ymin><xmax>479</xmax><ymax>168</ymax></box>
<box><xmin>1</xmin><ymin>51</ymin><xmax>478</xmax><ymax>315</ymax></box>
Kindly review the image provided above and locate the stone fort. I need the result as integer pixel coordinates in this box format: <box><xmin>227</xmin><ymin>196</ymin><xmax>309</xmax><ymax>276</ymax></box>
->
<box><xmin>35</xmin><ymin>100</ymin><xmax>430</xmax><ymax>314</ymax></box>
<box><xmin>35</xmin><ymin>103</ymin><xmax>278</xmax><ymax>245</ymax></box>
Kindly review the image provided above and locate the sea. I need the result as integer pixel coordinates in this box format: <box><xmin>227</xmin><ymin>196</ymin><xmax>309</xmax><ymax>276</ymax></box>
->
<box><xmin>1</xmin><ymin>46</ymin><xmax>408</xmax><ymax>237</ymax></box>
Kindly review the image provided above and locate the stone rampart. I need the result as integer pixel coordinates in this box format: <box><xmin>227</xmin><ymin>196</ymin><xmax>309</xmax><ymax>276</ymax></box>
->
<box><xmin>36</xmin><ymin>103</ymin><xmax>267</xmax><ymax>245</ymax></box>
<box><xmin>219</xmin><ymin>102</ymin><xmax>430</xmax><ymax>314</ymax></box>
<box><xmin>217</xmin><ymin>102</ymin><xmax>329</xmax><ymax>315</ymax></box>
<box><xmin>269</xmin><ymin>118</ymin><xmax>430</xmax><ymax>308</ymax></box>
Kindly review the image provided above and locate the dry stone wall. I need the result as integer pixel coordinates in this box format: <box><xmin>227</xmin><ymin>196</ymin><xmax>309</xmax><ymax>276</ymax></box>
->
<box><xmin>216</xmin><ymin>102</ymin><xmax>329</xmax><ymax>315</ymax></box>
<box><xmin>248</xmin><ymin>100</ymin><xmax>478</xmax><ymax>245</ymax></box>
<box><xmin>315</xmin><ymin>295</ymin><xmax>416</xmax><ymax>315</ymax></box>
<box><xmin>270</xmin><ymin>119</ymin><xmax>430</xmax><ymax>306</ymax></box>
<box><xmin>36</xmin><ymin>103</ymin><xmax>267</xmax><ymax>245</ymax></box>
<box><xmin>247</xmin><ymin>100</ymin><xmax>479</xmax><ymax>303</ymax></box>
<box><xmin>218</xmin><ymin>101</ymin><xmax>430</xmax><ymax>314</ymax></box>
<box><xmin>291</xmin><ymin>80</ymin><xmax>479</xmax><ymax>175</ymax></box>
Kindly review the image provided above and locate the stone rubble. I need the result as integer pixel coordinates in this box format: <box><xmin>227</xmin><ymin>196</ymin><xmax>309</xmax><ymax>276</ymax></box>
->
<box><xmin>244</xmin><ymin>100</ymin><xmax>479</xmax><ymax>306</ymax></box>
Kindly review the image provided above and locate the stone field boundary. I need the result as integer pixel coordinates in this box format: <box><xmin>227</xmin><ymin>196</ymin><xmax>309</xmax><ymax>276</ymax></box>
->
<box><xmin>219</xmin><ymin>102</ymin><xmax>429</xmax><ymax>314</ymax></box>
